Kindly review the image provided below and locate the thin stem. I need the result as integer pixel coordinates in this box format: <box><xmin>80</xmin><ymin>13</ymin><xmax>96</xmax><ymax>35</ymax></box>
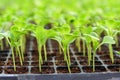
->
<box><xmin>76</xmin><ymin>38</ymin><xmax>81</xmax><ymax>52</ymax></box>
<box><xmin>63</xmin><ymin>46</ymin><xmax>71</xmax><ymax>73</ymax></box>
<box><xmin>98</xmin><ymin>46</ymin><xmax>101</xmax><ymax>52</ymax></box>
<box><xmin>0</xmin><ymin>40</ymin><xmax>4</xmax><ymax>50</ymax></box>
<box><xmin>11</xmin><ymin>47</ymin><xmax>16</xmax><ymax>71</ymax></box>
<box><xmin>38</xmin><ymin>44</ymin><xmax>42</xmax><ymax>71</ymax></box>
<box><xmin>67</xmin><ymin>46</ymin><xmax>71</xmax><ymax>66</ymax></box>
<box><xmin>92</xmin><ymin>51</ymin><xmax>96</xmax><ymax>72</ymax></box>
<box><xmin>15</xmin><ymin>48</ymin><xmax>19</xmax><ymax>57</ymax></box>
<box><xmin>21</xmin><ymin>35</ymin><xmax>26</xmax><ymax>61</ymax></box>
<box><xmin>115</xmin><ymin>36</ymin><xmax>119</xmax><ymax>48</ymax></box>
<box><xmin>63</xmin><ymin>47</ymin><xmax>68</xmax><ymax>62</ymax></box>
<box><xmin>87</xmin><ymin>44</ymin><xmax>91</xmax><ymax>65</ymax></box>
<box><xmin>108</xmin><ymin>44</ymin><xmax>114</xmax><ymax>63</ymax></box>
<box><xmin>20</xmin><ymin>38</ymin><xmax>24</xmax><ymax>61</ymax></box>
<box><xmin>83</xmin><ymin>40</ymin><xmax>86</xmax><ymax>56</ymax></box>
<box><xmin>17</xmin><ymin>46</ymin><xmax>23</xmax><ymax>66</ymax></box>
<box><xmin>44</xmin><ymin>44</ymin><xmax>47</xmax><ymax>61</ymax></box>
<box><xmin>59</xmin><ymin>45</ymin><xmax>62</xmax><ymax>54</ymax></box>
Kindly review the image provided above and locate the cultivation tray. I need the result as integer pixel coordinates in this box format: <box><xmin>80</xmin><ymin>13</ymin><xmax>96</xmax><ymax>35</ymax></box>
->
<box><xmin>0</xmin><ymin>39</ymin><xmax>120</xmax><ymax>80</ymax></box>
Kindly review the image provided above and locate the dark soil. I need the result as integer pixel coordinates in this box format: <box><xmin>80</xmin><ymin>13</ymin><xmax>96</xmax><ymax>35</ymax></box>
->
<box><xmin>0</xmin><ymin>58</ymin><xmax>6</xmax><ymax>61</ymax></box>
<box><xmin>55</xmin><ymin>61</ymin><xmax>78</xmax><ymax>67</ymax></box>
<box><xmin>0</xmin><ymin>53</ymin><xmax>8</xmax><ymax>58</ymax></box>
<box><xmin>6</xmin><ymin>61</ymin><xmax>29</xmax><ymax>66</ymax></box>
<box><xmin>4</xmin><ymin>67</ymin><xmax>28</xmax><ymax>74</ymax></box>
<box><xmin>103</xmin><ymin>59</ymin><xmax>120</xmax><ymax>65</ymax></box>
<box><xmin>31</xmin><ymin>67</ymin><xmax>54</xmax><ymax>74</ymax></box>
<box><xmin>31</xmin><ymin>61</ymin><xmax>53</xmax><ymax>67</ymax></box>
<box><xmin>82</xmin><ymin>66</ymin><xmax>106</xmax><ymax>73</ymax></box>
<box><xmin>108</xmin><ymin>65</ymin><xmax>120</xmax><ymax>72</ymax></box>
<box><xmin>57</xmin><ymin>67</ymin><xmax>81</xmax><ymax>73</ymax></box>
<box><xmin>80</xmin><ymin>61</ymin><xmax>102</xmax><ymax>66</ymax></box>
<box><xmin>55</xmin><ymin>56</ymin><xmax>75</xmax><ymax>61</ymax></box>
<box><xmin>8</xmin><ymin>57</ymin><xmax>29</xmax><ymax>62</ymax></box>
<box><xmin>0</xmin><ymin>62</ymin><xmax>5</xmax><ymax>66</ymax></box>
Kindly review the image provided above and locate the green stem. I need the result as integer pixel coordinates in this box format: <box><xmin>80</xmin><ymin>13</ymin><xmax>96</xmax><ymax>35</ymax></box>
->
<box><xmin>59</xmin><ymin>45</ymin><xmax>62</xmax><ymax>54</ymax></box>
<box><xmin>98</xmin><ymin>46</ymin><xmax>101</xmax><ymax>52</ymax></box>
<box><xmin>21</xmin><ymin>35</ymin><xmax>26</xmax><ymax>61</ymax></box>
<box><xmin>92</xmin><ymin>51</ymin><xmax>96</xmax><ymax>72</ymax></box>
<box><xmin>38</xmin><ymin>45</ymin><xmax>42</xmax><ymax>72</ymax></box>
<box><xmin>83</xmin><ymin>40</ymin><xmax>86</xmax><ymax>56</ymax></box>
<box><xmin>76</xmin><ymin>38</ymin><xmax>81</xmax><ymax>52</ymax></box>
<box><xmin>0</xmin><ymin>40</ymin><xmax>4</xmax><ymax>50</ymax></box>
<box><xmin>44</xmin><ymin>44</ymin><xmax>47</xmax><ymax>61</ymax></box>
<box><xmin>63</xmin><ymin>47</ymin><xmax>68</xmax><ymax>62</ymax></box>
<box><xmin>11</xmin><ymin>47</ymin><xmax>16</xmax><ymax>71</ymax></box>
<box><xmin>67</xmin><ymin>46</ymin><xmax>71</xmax><ymax>66</ymax></box>
<box><xmin>87</xmin><ymin>44</ymin><xmax>91</xmax><ymax>65</ymax></box>
<box><xmin>15</xmin><ymin>48</ymin><xmax>19</xmax><ymax>57</ymax></box>
<box><xmin>108</xmin><ymin>44</ymin><xmax>114</xmax><ymax>63</ymax></box>
<box><xmin>63</xmin><ymin>46</ymin><xmax>71</xmax><ymax>73</ymax></box>
<box><xmin>115</xmin><ymin>36</ymin><xmax>119</xmax><ymax>48</ymax></box>
<box><xmin>17</xmin><ymin>46</ymin><xmax>23</xmax><ymax>66</ymax></box>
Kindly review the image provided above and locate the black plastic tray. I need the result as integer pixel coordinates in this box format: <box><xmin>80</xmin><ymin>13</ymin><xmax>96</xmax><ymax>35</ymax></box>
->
<box><xmin>0</xmin><ymin>39</ymin><xmax>120</xmax><ymax>80</ymax></box>
<box><xmin>0</xmin><ymin>73</ymin><xmax>120</xmax><ymax>80</ymax></box>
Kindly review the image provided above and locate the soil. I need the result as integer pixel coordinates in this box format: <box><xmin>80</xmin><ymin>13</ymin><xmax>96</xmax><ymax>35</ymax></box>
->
<box><xmin>57</xmin><ymin>67</ymin><xmax>81</xmax><ymax>73</ymax></box>
<box><xmin>0</xmin><ymin>62</ymin><xmax>5</xmax><ymax>66</ymax></box>
<box><xmin>0</xmin><ymin>53</ymin><xmax>8</xmax><ymax>58</ymax></box>
<box><xmin>55</xmin><ymin>56</ymin><xmax>75</xmax><ymax>61</ymax></box>
<box><xmin>31</xmin><ymin>67</ymin><xmax>54</xmax><ymax>74</ymax></box>
<box><xmin>4</xmin><ymin>67</ymin><xmax>28</xmax><ymax>74</ymax></box>
<box><xmin>108</xmin><ymin>65</ymin><xmax>120</xmax><ymax>72</ymax></box>
<box><xmin>0</xmin><ymin>58</ymin><xmax>6</xmax><ymax>61</ymax></box>
<box><xmin>32</xmin><ymin>55</ymin><xmax>53</xmax><ymax>61</ymax></box>
<box><xmin>82</xmin><ymin>66</ymin><xmax>106</xmax><ymax>73</ymax></box>
<box><xmin>80</xmin><ymin>61</ymin><xmax>102</xmax><ymax>66</ymax></box>
<box><xmin>6</xmin><ymin>61</ymin><xmax>29</xmax><ymax>66</ymax></box>
<box><xmin>55</xmin><ymin>61</ymin><xmax>78</xmax><ymax>67</ymax></box>
<box><xmin>100</xmin><ymin>54</ymin><xmax>120</xmax><ymax>60</ymax></box>
<box><xmin>103</xmin><ymin>59</ymin><xmax>120</xmax><ymax>65</ymax></box>
<box><xmin>31</xmin><ymin>61</ymin><xmax>53</xmax><ymax>67</ymax></box>
<box><xmin>8</xmin><ymin>57</ymin><xmax>29</xmax><ymax>62</ymax></box>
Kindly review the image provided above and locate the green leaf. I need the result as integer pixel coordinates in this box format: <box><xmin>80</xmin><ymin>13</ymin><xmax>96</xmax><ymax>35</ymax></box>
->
<box><xmin>62</xmin><ymin>34</ymin><xmax>77</xmax><ymax>46</ymax></box>
<box><xmin>53</xmin><ymin>24</ymin><xmax>71</xmax><ymax>35</ymax></box>
<box><xmin>90</xmin><ymin>32</ymin><xmax>99</xmax><ymax>41</ymax></box>
<box><xmin>102</xmin><ymin>36</ymin><xmax>115</xmax><ymax>44</ymax></box>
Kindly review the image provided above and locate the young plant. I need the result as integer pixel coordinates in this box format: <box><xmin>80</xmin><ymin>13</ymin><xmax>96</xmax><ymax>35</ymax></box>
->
<box><xmin>1</xmin><ymin>25</ymin><xmax>28</xmax><ymax>71</ymax></box>
<box><xmin>32</xmin><ymin>26</ymin><xmax>57</xmax><ymax>71</ymax></box>
<box><xmin>81</xmin><ymin>26</ymin><xmax>93</xmax><ymax>65</ymax></box>
<box><xmin>52</xmin><ymin>24</ymin><xmax>77</xmax><ymax>73</ymax></box>
<box><xmin>92</xmin><ymin>36</ymin><xmax>115</xmax><ymax>71</ymax></box>
<box><xmin>99</xmin><ymin>20</ymin><xmax>119</xmax><ymax>63</ymax></box>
